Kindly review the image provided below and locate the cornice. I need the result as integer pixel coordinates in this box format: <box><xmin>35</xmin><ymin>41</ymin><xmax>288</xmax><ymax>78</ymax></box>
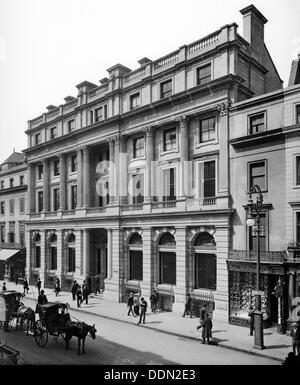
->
<box><xmin>230</xmin><ymin>128</ymin><xmax>284</xmax><ymax>148</ymax></box>
<box><xmin>0</xmin><ymin>185</ymin><xmax>28</xmax><ymax>195</ymax></box>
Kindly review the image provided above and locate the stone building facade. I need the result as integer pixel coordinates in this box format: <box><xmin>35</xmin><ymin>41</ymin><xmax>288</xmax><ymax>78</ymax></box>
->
<box><xmin>23</xmin><ymin>5</ymin><xmax>283</xmax><ymax>317</ymax></box>
<box><xmin>0</xmin><ymin>151</ymin><xmax>27</xmax><ymax>280</ymax></box>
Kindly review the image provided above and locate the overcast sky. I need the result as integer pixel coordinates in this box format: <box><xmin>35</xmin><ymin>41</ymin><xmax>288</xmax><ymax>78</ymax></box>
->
<box><xmin>0</xmin><ymin>0</ymin><xmax>299</xmax><ymax>163</ymax></box>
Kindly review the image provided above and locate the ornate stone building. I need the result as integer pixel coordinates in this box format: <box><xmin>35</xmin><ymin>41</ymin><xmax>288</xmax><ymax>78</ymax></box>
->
<box><xmin>23</xmin><ymin>5</ymin><xmax>282</xmax><ymax>317</ymax></box>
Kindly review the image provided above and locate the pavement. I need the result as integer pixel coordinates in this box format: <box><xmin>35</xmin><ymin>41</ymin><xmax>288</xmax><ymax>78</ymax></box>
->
<box><xmin>3</xmin><ymin>281</ymin><xmax>293</xmax><ymax>364</ymax></box>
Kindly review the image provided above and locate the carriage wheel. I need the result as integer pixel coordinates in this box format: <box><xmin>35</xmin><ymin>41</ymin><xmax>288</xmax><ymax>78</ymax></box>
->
<box><xmin>34</xmin><ymin>320</ymin><xmax>48</xmax><ymax>347</ymax></box>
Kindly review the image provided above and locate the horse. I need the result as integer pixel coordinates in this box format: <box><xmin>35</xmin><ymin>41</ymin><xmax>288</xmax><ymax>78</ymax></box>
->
<box><xmin>63</xmin><ymin>321</ymin><xmax>97</xmax><ymax>355</ymax></box>
<box><xmin>12</xmin><ymin>304</ymin><xmax>35</xmax><ymax>335</ymax></box>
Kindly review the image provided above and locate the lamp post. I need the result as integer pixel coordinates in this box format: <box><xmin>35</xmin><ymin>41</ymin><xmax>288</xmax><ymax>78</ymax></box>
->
<box><xmin>246</xmin><ymin>184</ymin><xmax>265</xmax><ymax>350</ymax></box>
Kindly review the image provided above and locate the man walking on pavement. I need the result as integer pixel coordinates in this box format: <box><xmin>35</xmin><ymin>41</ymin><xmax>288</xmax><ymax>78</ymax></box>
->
<box><xmin>71</xmin><ymin>280</ymin><xmax>79</xmax><ymax>301</ymax></box>
<box><xmin>127</xmin><ymin>292</ymin><xmax>135</xmax><ymax>316</ymax></box>
<box><xmin>82</xmin><ymin>280</ymin><xmax>89</xmax><ymax>305</ymax></box>
<box><xmin>94</xmin><ymin>276</ymin><xmax>101</xmax><ymax>295</ymax></box>
<box><xmin>182</xmin><ymin>293</ymin><xmax>192</xmax><ymax>318</ymax></box>
<box><xmin>36</xmin><ymin>278</ymin><xmax>42</xmax><ymax>296</ymax></box>
<box><xmin>138</xmin><ymin>297</ymin><xmax>148</xmax><ymax>325</ymax></box>
<box><xmin>76</xmin><ymin>285</ymin><xmax>83</xmax><ymax>308</ymax></box>
<box><xmin>197</xmin><ymin>303</ymin><xmax>208</xmax><ymax>330</ymax></box>
<box><xmin>248</xmin><ymin>305</ymin><xmax>255</xmax><ymax>336</ymax></box>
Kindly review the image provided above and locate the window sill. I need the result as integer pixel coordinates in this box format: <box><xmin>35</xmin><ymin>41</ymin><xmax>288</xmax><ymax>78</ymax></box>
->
<box><xmin>160</xmin><ymin>148</ymin><xmax>179</xmax><ymax>156</ymax></box>
<box><xmin>195</xmin><ymin>139</ymin><xmax>218</xmax><ymax>149</ymax></box>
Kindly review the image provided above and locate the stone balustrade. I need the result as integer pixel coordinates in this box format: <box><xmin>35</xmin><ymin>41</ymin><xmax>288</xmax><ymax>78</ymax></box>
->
<box><xmin>228</xmin><ymin>250</ymin><xmax>286</xmax><ymax>263</ymax></box>
<box><xmin>153</xmin><ymin>50</ymin><xmax>180</xmax><ymax>70</ymax></box>
<box><xmin>188</xmin><ymin>32</ymin><xmax>220</xmax><ymax>55</ymax></box>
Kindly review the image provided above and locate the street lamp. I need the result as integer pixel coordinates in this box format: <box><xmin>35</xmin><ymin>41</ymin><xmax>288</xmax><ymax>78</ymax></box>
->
<box><xmin>246</xmin><ymin>184</ymin><xmax>265</xmax><ymax>350</ymax></box>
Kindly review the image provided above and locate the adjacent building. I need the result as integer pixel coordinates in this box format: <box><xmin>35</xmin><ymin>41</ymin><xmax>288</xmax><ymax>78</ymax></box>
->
<box><xmin>22</xmin><ymin>5</ymin><xmax>283</xmax><ymax>319</ymax></box>
<box><xmin>0</xmin><ymin>151</ymin><xmax>27</xmax><ymax>280</ymax></box>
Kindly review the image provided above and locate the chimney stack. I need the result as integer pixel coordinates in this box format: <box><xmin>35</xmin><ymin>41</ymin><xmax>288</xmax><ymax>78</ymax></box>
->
<box><xmin>240</xmin><ymin>5</ymin><xmax>268</xmax><ymax>62</ymax></box>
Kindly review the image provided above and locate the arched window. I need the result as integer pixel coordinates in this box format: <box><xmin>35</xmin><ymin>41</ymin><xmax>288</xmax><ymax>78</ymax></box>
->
<box><xmin>67</xmin><ymin>233</ymin><xmax>76</xmax><ymax>272</ymax></box>
<box><xmin>33</xmin><ymin>233</ymin><xmax>41</xmax><ymax>243</ymax></box>
<box><xmin>49</xmin><ymin>233</ymin><xmax>57</xmax><ymax>270</ymax></box>
<box><xmin>128</xmin><ymin>232</ymin><xmax>143</xmax><ymax>281</ymax></box>
<box><xmin>194</xmin><ymin>232</ymin><xmax>216</xmax><ymax>248</ymax></box>
<box><xmin>129</xmin><ymin>233</ymin><xmax>143</xmax><ymax>245</ymax></box>
<box><xmin>159</xmin><ymin>232</ymin><xmax>176</xmax><ymax>246</ymax></box>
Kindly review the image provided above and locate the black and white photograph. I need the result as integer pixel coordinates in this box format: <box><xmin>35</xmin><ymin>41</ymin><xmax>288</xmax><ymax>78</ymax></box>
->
<box><xmin>0</xmin><ymin>0</ymin><xmax>300</xmax><ymax>374</ymax></box>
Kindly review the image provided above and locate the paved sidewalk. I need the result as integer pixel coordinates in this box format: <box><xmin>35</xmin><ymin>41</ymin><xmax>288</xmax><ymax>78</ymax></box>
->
<box><xmin>4</xmin><ymin>281</ymin><xmax>292</xmax><ymax>363</ymax></box>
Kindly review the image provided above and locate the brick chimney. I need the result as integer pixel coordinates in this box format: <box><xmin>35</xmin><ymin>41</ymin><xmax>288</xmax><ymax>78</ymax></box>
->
<box><xmin>288</xmin><ymin>54</ymin><xmax>300</xmax><ymax>86</ymax></box>
<box><xmin>240</xmin><ymin>4</ymin><xmax>268</xmax><ymax>62</ymax></box>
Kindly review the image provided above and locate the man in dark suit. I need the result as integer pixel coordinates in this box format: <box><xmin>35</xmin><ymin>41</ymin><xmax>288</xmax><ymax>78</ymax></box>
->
<box><xmin>138</xmin><ymin>297</ymin><xmax>148</xmax><ymax>325</ymax></box>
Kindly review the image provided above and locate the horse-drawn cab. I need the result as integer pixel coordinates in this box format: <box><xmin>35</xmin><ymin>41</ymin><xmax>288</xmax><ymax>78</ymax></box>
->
<box><xmin>0</xmin><ymin>291</ymin><xmax>22</xmax><ymax>331</ymax></box>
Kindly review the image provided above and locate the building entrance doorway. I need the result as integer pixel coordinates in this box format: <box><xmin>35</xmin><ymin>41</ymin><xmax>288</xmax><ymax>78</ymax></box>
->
<box><xmin>90</xmin><ymin>228</ymin><xmax>107</xmax><ymax>292</ymax></box>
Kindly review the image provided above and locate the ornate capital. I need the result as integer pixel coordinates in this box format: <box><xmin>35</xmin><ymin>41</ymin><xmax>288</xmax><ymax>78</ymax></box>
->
<box><xmin>57</xmin><ymin>152</ymin><xmax>65</xmax><ymax>159</ymax></box>
<box><xmin>145</xmin><ymin>126</ymin><xmax>153</xmax><ymax>137</ymax></box>
<box><xmin>217</xmin><ymin>100</ymin><xmax>231</xmax><ymax>116</ymax></box>
<box><xmin>177</xmin><ymin>115</ymin><xmax>187</xmax><ymax>127</ymax></box>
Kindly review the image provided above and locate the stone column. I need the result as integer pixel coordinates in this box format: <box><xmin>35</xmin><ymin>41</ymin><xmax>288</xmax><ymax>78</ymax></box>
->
<box><xmin>75</xmin><ymin>229</ymin><xmax>83</xmax><ymax>280</ymax></box>
<box><xmin>56</xmin><ymin>230</ymin><xmax>63</xmax><ymax>280</ymax></box>
<box><xmin>25</xmin><ymin>230</ymin><xmax>31</xmax><ymax>277</ymax></box>
<box><xmin>141</xmin><ymin>228</ymin><xmax>152</xmax><ymax>297</ymax></box>
<box><xmin>174</xmin><ymin>227</ymin><xmax>187</xmax><ymax>310</ymax></box>
<box><xmin>40</xmin><ymin>230</ymin><xmax>46</xmax><ymax>282</ymax></box>
<box><xmin>114</xmin><ymin>135</ymin><xmax>120</xmax><ymax>204</ymax></box>
<box><xmin>107</xmin><ymin>228</ymin><xmax>112</xmax><ymax>279</ymax></box>
<box><xmin>145</xmin><ymin>126</ymin><xmax>154</xmax><ymax>201</ymax></box>
<box><xmin>43</xmin><ymin>159</ymin><xmax>50</xmax><ymax>212</ymax></box>
<box><xmin>28</xmin><ymin>163</ymin><xmax>35</xmax><ymax>213</ymax></box>
<box><xmin>76</xmin><ymin>148</ymin><xmax>83</xmax><ymax>208</ymax></box>
<box><xmin>217</xmin><ymin>101</ymin><xmax>230</xmax><ymax>196</ymax></box>
<box><xmin>107</xmin><ymin>138</ymin><xmax>115</xmax><ymax>204</ymax></box>
<box><xmin>178</xmin><ymin>116</ymin><xmax>189</xmax><ymax>198</ymax></box>
<box><xmin>83</xmin><ymin>229</ymin><xmax>90</xmax><ymax>277</ymax></box>
<box><xmin>59</xmin><ymin>153</ymin><xmax>67</xmax><ymax>210</ymax></box>
<box><xmin>83</xmin><ymin>146</ymin><xmax>90</xmax><ymax>207</ymax></box>
<box><xmin>119</xmin><ymin>135</ymin><xmax>128</xmax><ymax>204</ymax></box>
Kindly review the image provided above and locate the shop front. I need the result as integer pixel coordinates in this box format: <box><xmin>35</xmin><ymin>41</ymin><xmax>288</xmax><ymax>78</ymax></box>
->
<box><xmin>227</xmin><ymin>250</ymin><xmax>287</xmax><ymax>331</ymax></box>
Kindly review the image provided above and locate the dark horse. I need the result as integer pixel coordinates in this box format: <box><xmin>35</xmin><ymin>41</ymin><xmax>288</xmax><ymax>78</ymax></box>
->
<box><xmin>12</xmin><ymin>304</ymin><xmax>35</xmax><ymax>335</ymax></box>
<box><xmin>63</xmin><ymin>321</ymin><xmax>97</xmax><ymax>355</ymax></box>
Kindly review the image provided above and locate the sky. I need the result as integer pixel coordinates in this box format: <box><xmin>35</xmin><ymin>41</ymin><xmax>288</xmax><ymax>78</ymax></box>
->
<box><xmin>0</xmin><ymin>0</ymin><xmax>299</xmax><ymax>163</ymax></box>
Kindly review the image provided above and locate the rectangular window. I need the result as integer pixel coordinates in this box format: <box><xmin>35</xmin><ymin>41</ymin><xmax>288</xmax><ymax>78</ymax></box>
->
<box><xmin>68</xmin><ymin>119</ymin><xmax>75</xmax><ymax>132</ymax></box>
<box><xmin>132</xmin><ymin>174</ymin><xmax>144</xmax><ymax>204</ymax></box>
<box><xmin>0</xmin><ymin>202</ymin><xmax>5</xmax><ymax>215</ymax></box>
<box><xmin>35</xmin><ymin>246</ymin><xmax>41</xmax><ymax>268</ymax></box>
<box><xmin>195</xmin><ymin>253</ymin><xmax>216</xmax><ymax>290</ymax></box>
<box><xmin>159</xmin><ymin>252</ymin><xmax>176</xmax><ymax>285</ymax></box>
<box><xmin>249</xmin><ymin>113</ymin><xmax>265</xmax><ymax>135</ymax></box>
<box><xmin>200</xmin><ymin>117</ymin><xmax>216</xmax><ymax>143</ymax></box>
<box><xmin>35</xmin><ymin>133</ymin><xmax>41</xmax><ymax>145</ymax></box>
<box><xmin>68</xmin><ymin>248</ymin><xmax>76</xmax><ymax>272</ymax></box>
<box><xmin>249</xmin><ymin>213</ymin><xmax>267</xmax><ymax>251</ymax></box>
<box><xmin>297</xmin><ymin>213</ymin><xmax>300</xmax><ymax>245</ymax></box>
<box><xmin>296</xmin><ymin>156</ymin><xmax>300</xmax><ymax>186</ymax></box>
<box><xmin>50</xmin><ymin>247</ymin><xmax>57</xmax><ymax>270</ymax></box>
<box><xmin>8</xmin><ymin>222</ymin><xmax>15</xmax><ymax>243</ymax></box>
<box><xmin>20</xmin><ymin>175</ymin><xmax>24</xmax><ymax>186</ymax></box>
<box><xmin>296</xmin><ymin>105</ymin><xmax>300</xmax><ymax>124</ymax></box>
<box><xmin>163</xmin><ymin>168</ymin><xmax>176</xmax><ymax>201</ymax></box>
<box><xmin>19</xmin><ymin>198</ymin><xmax>25</xmax><ymax>214</ymax></box>
<box><xmin>50</xmin><ymin>127</ymin><xmax>57</xmax><ymax>139</ymax></box>
<box><xmin>197</xmin><ymin>63</ymin><xmax>211</xmax><ymax>85</ymax></box>
<box><xmin>71</xmin><ymin>185</ymin><xmax>77</xmax><ymax>209</ymax></box>
<box><xmin>53</xmin><ymin>188</ymin><xmax>60</xmax><ymax>211</ymax></box>
<box><xmin>71</xmin><ymin>154</ymin><xmax>77</xmax><ymax>172</ymax></box>
<box><xmin>249</xmin><ymin>161</ymin><xmax>267</xmax><ymax>191</ymax></box>
<box><xmin>9</xmin><ymin>199</ymin><xmax>14</xmax><ymax>214</ymax></box>
<box><xmin>38</xmin><ymin>191</ymin><xmax>43</xmax><ymax>212</ymax></box>
<box><xmin>90</xmin><ymin>110</ymin><xmax>94</xmax><ymax>124</ymax></box>
<box><xmin>19</xmin><ymin>221</ymin><xmax>25</xmax><ymax>245</ymax></box>
<box><xmin>95</xmin><ymin>105</ymin><xmax>107</xmax><ymax>122</ymax></box>
<box><xmin>129</xmin><ymin>250</ymin><xmax>143</xmax><ymax>281</ymax></box>
<box><xmin>0</xmin><ymin>224</ymin><xmax>5</xmax><ymax>242</ymax></box>
<box><xmin>163</xmin><ymin>128</ymin><xmax>177</xmax><ymax>151</ymax></box>
<box><xmin>53</xmin><ymin>160</ymin><xmax>60</xmax><ymax>176</ymax></box>
<box><xmin>10</xmin><ymin>178</ymin><xmax>14</xmax><ymax>188</ymax></box>
<box><xmin>0</xmin><ymin>181</ymin><xmax>4</xmax><ymax>189</ymax></box>
<box><xmin>38</xmin><ymin>164</ymin><xmax>43</xmax><ymax>180</ymax></box>
<box><xmin>133</xmin><ymin>136</ymin><xmax>145</xmax><ymax>158</ymax></box>
<box><xmin>203</xmin><ymin>161</ymin><xmax>216</xmax><ymax>198</ymax></box>
<box><xmin>130</xmin><ymin>93</ymin><xmax>140</xmax><ymax>110</ymax></box>
<box><xmin>160</xmin><ymin>79</ymin><xmax>172</xmax><ymax>98</ymax></box>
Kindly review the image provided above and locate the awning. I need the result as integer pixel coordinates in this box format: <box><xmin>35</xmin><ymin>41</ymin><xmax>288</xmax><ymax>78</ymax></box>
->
<box><xmin>0</xmin><ymin>249</ymin><xmax>20</xmax><ymax>261</ymax></box>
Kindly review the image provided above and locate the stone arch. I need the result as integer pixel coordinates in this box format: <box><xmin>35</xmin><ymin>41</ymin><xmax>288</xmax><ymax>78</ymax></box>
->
<box><xmin>66</xmin><ymin>232</ymin><xmax>75</xmax><ymax>243</ymax></box>
<box><xmin>159</xmin><ymin>232</ymin><xmax>176</xmax><ymax>246</ymax></box>
<box><xmin>32</xmin><ymin>232</ymin><xmax>41</xmax><ymax>242</ymax></box>
<box><xmin>129</xmin><ymin>232</ymin><xmax>143</xmax><ymax>245</ymax></box>
<box><xmin>193</xmin><ymin>232</ymin><xmax>216</xmax><ymax>248</ymax></box>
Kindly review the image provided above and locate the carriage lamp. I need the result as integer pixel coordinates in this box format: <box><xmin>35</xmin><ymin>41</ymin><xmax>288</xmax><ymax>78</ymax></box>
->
<box><xmin>246</xmin><ymin>184</ymin><xmax>265</xmax><ymax>350</ymax></box>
